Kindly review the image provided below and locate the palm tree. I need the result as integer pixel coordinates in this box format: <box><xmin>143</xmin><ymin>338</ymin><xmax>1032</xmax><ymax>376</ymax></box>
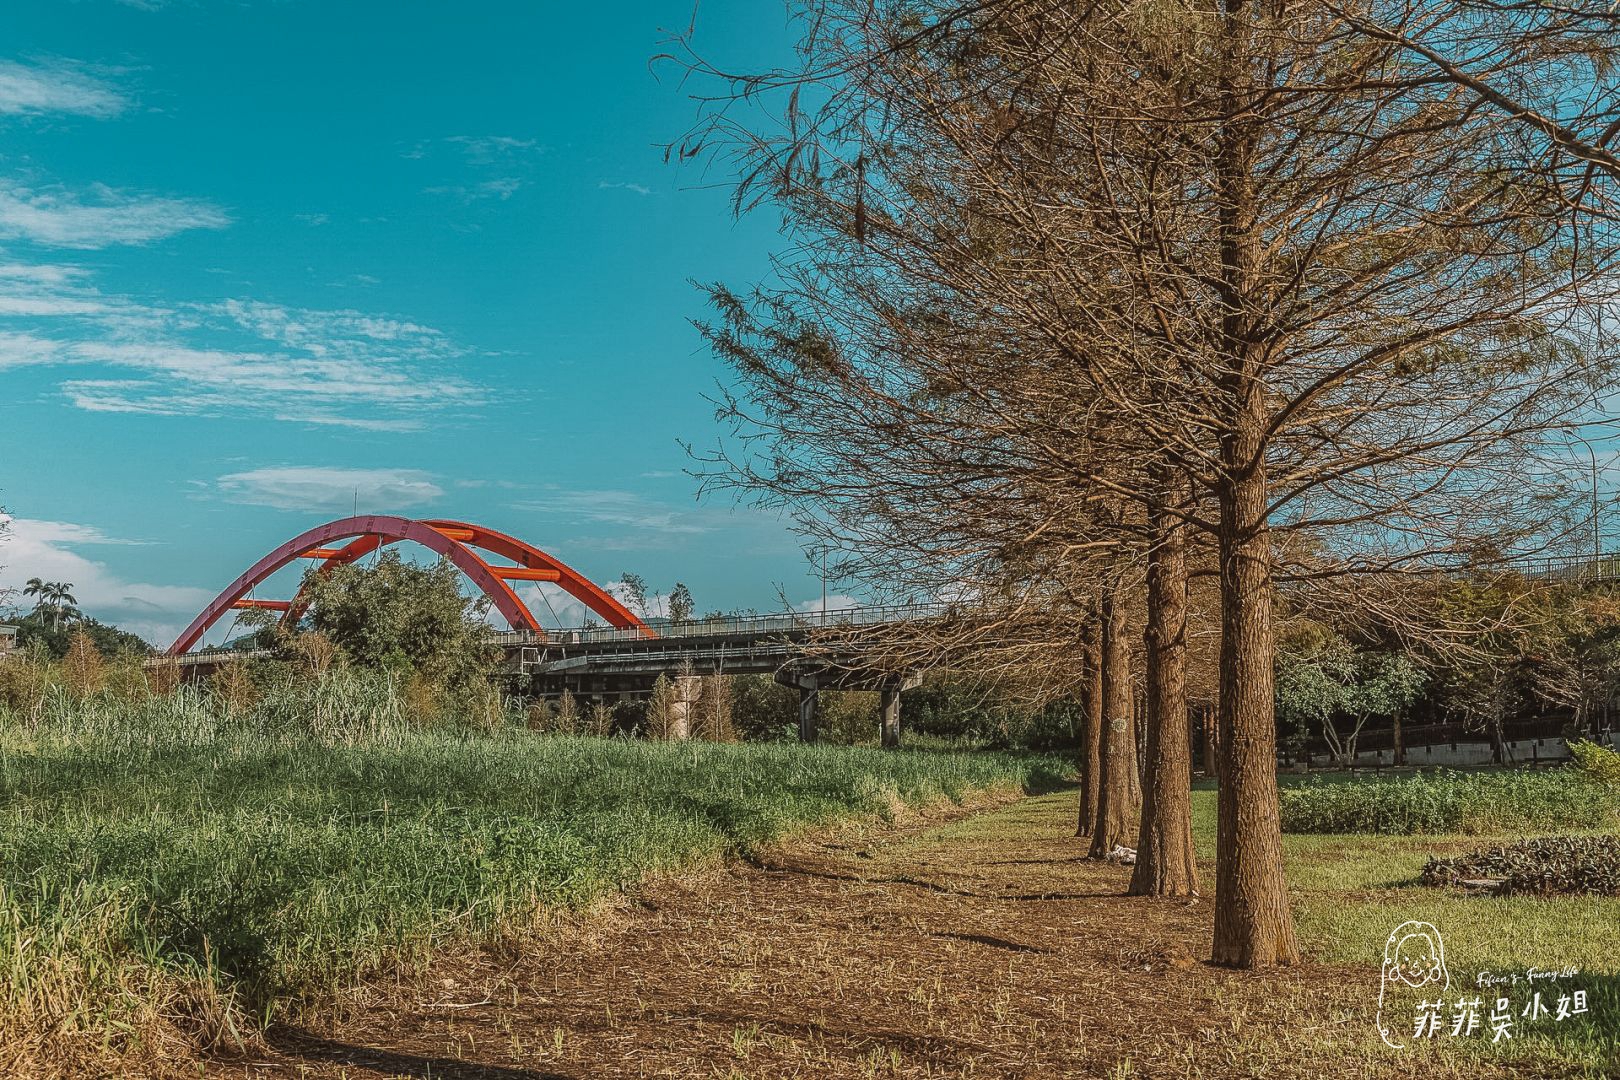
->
<box><xmin>25</xmin><ymin>580</ymin><xmax>78</xmax><ymax>630</ymax></box>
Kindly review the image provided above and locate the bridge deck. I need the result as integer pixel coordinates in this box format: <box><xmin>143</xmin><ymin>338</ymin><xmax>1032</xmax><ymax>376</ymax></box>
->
<box><xmin>157</xmin><ymin>603</ymin><xmax>946</xmax><ymax>685</ymax></box>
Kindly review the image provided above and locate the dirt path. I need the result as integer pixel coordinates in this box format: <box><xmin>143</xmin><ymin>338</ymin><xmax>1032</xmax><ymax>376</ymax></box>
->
<box><xmin>211</xmin><ymin>791</ymin><xmax>1456</xmax><ymax>1079</ymax></box>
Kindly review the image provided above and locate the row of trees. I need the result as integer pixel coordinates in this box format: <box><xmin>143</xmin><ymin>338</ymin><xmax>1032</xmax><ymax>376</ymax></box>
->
<box><xmin>675</xmin><ymin>0</ymin><xmax>1620</xmax><ymax>966</ymax></box>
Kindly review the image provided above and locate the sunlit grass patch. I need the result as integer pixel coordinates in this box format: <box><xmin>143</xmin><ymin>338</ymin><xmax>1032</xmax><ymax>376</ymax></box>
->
<box><xmin>1179</xmin><ymin>783</ymin><xmax>1619</xmax><ymax>1074</ymax></box>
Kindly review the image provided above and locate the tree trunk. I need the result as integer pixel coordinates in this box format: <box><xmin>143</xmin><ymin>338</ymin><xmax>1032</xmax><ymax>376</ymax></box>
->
<box><xmin>1131</xmin><ymin>473</ymin><xmax>1200</xmax><ymax>897</ymax></box>
<box><xmin>667</xmin><ymin>675</ymin><xmax>699</xmax><ymax>741</ymax></box>
<box><xmin>1127</xmin><ymin>686</ymin><xmax>1143</xmax><ymax>808</ymax></box>
<box><xmin>1077</xmin><ymin>616</ymin><xmax>1103</xmax><ymax>836</ymax></box>
<box><xmin>1392</xmin><ymin>707</ymin><xmax>1405</xmax><ymax>767</ymax></box>
<box><xmin>1089</xmin><ymin>585</ymin><xmax>1136</xmax><ymax>858</ymax></box>
<box><xmin>1211</xmin><ymin>435</ymin><xmax>1299</xmax><ymax>966</ymax></box>
<box><xmin>1209</xmin><ymin>0</ymin><xmax>1298</xmax><ymax>967</ymax></box>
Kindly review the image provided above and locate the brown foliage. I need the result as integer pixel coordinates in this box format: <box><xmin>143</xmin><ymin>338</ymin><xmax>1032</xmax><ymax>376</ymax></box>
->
<box><xmin>695</xmin><ymin>674</ymin><xmax>736</xmax><ymax>742</ymax></box>
<box><xmin>208</xmin><ymin>661</ymin><xmax>259</xmax><ymax>717</ymax></box>
<box><xmin>62</xmin><ymin>629</ymin><xmax>105</xmax><ymax>699</ymax></box>
<box><xmin>677</xmin><ymin>0</ymin><xmax>1620</xmax><ymax>967</ymax></box>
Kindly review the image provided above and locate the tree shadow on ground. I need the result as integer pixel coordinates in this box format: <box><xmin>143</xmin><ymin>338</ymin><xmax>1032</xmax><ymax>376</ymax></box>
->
<box><xmin>931</xmin><ymin>930</ymin><xmax>1050</xmax><ymax>953</ymax></box>
<box><xmin>742</xmin><ymin>854</ymin><xmax>1118</xmax><ymax>901</ymax></box>
<box><xmin>270</xmin><ymin>1030</ymin><xmax>571</xmax><ymax>1080</ymax></box>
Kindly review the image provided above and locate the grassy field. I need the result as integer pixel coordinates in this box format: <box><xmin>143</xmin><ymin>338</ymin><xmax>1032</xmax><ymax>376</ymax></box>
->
<box><xmin>4</xmin><ymin>669</ymin><xmax>1614</xmax><ymax>1077</ymax></box>
<box><xmin>0</xmin><ymin>687</ymin><xmax>1066</xmax><ymax>1076</ymax></box>
<box><xmin>255</xmin><ymin>784</ymin><xmax>1614</xmax><ymax>1079</ymax></box>
<box><xmin>1218</xmin><ymin>773</ymin><xmax>1620</xmax><ymax>1075</ymax></box>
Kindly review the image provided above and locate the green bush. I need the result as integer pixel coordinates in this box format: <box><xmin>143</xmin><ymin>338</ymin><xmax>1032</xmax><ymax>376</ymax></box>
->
<box><xmin>1568</xmin><ymin>739</ymin><xmax>1620</xmax><ymax>787</ymax></box>
<box><xmin>1280</xmin><ymin>767</ymin><xmax>1619</xmax><ymax>834</ymax></box>
<box><xmin>1422</xmin><ymin>835</ymin><xmax>1620</xmax><ymax>896</ymax></box>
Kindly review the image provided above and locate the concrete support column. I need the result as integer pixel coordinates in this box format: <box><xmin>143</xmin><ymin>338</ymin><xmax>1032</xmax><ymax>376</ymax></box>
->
<box><xmin>880</xmin><ymin>681</ymin><xmax>901</xmax><ymax>749</ymax></box>
<box><xmin>668</xmin><ymin>675</ymin><xmax>701</xmax><ymax>741</ymax></box>
<box><xmin>798</xmin><ymin>685</ymin><xmax>819</xmax><ymax>743</ymax></box>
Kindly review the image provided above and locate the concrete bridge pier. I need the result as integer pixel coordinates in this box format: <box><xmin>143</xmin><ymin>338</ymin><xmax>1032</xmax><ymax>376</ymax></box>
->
<box><xmin>667</xmin><ymin>675</ymin><xmax>701</xmax><ymax>740</ymax></box>
<box><xmin>880</xmin><ymin>681</ymin><xmax>901</xmax><ymax>749</ymax></box>
<box><xmin>798</xmin><ymin>681</ymin><xmax>819</xmax><ymax>743</ymax></box>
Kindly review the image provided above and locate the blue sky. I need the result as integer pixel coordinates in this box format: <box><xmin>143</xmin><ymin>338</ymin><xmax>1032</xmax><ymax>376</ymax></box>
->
<box><xmin>0</xmin><ymin>0</ymin><xmax>838</xmax><ymax>646</ymax></box>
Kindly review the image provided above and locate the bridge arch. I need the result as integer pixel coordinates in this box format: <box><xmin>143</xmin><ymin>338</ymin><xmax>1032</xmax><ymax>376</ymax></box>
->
<box><xmin>167</xmin><ymin>514</ymin><xmax>651</xmax><ymax>655</ymax></box>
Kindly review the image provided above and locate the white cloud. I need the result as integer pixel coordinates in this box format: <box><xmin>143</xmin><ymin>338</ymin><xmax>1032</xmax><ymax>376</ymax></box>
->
<box><xmin>447</xmin><ymin>134</ymin><xmax>537</xmax><ymax>158</ymax></box>
<box><xmin>795</xmin><ymin>593</ymin><xmax>862</xmax><ymax>616</ymax></box>
<box><xmin>515</xmin><ymin>582</ymin><xmax>597</xmax><ymax>628</ymax></box>
<box><xmin>598</xmin><ymin>181</ymin><xmax>654</xmax><ymax>196</ymax></box>
<box><xmin>216</xmin><ymin>466</ymin><xmax>445</xmax><ymax>512</ymax></box>
<box><xmin>0</xmin><ymin>294</ymin><xmax>114</xmax><ymax>317</ymax></box>
<box><xmin>424</xmin><ymin>178</ymin><xmax>527</xmax><ymax>202</ymax></box>
<box><xmin>0</xmin><ymin>261</ymin><xmax>90</xmax><ymax>286</ymax></box>
<box><xmin>0</xmin><ymin>329</ymin><xmax>67</xmax><ymax>367</ymax></box>
<box><xmin>0</xmin><ymin>61</ymin><xmax>126</xmax><ymax>119</ymax></box>
<box><xmin>0</xmin><ymin>183</ymin><xmax>229</xmax><ymax>248</ymax></box>
<box><xmin>515</xmin><ymin>579</ymin><xmax>671</xmax><ymax>627</ymax></box>
<box><xmin>0</xmin><ymin>263</ymin><xmax>486</xmax><ymax>426</ymax></box>
<box><xmin>517</xmin><ymin>489</ymin><xmax>712</xmax><ymax>534</ymax></box>
<box><xmin>268</xmin><ymin>412</ymin><xmax>424</xmax><ymax>433</ymax></box>
<box><xmin>0</xmin><ymin>515</ymin><xmax>213</xmax><ymax>647</ymax></box>
<box><xmin>478</xmin><ymin>178</ymin><xmax>524</xmax><ymax>200</ymax></box>
<box><xmin>450</xmin><ymin>136</ymin><xmax>536</xmax><ymax>151</ymax></box>
<box><xmin>415</xmin><ymin>136</ymin><xmax>542</xmax><ymax>203</ymax></box>
<box><xmin>213</xmin><ymin>298</ymin><xmax>445</xmax><ymax>354</ymax></box>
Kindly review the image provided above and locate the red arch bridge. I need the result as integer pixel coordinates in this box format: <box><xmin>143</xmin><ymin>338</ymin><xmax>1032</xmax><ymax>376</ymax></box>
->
<box><xmin>162</xmin><ymin>515</ymin><xmax>935</xmax><ymax>743</ymax></box>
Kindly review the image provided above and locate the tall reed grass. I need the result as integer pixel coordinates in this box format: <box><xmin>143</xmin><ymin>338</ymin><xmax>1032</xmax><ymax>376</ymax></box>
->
<box><xmin>0</xmin><ymin>660</ymin><xmax>1064</xmax><ymax>1075</ymax></box>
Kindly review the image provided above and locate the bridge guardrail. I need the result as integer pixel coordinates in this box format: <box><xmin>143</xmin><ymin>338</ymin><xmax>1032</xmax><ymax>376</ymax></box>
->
<box><xmin>163</xmin><ymin>602</ymin><xmax>950</xmax><ymax>665</ymax></box>
<box><xmin>486</xmin><ymin>602</ymin><xmax>948</xmax><ymax>648</ymax></box>
<box><xmin>1510</xmin><ymin>553</ymin><xmax>1620</xmax><ymax>583</ymax></box>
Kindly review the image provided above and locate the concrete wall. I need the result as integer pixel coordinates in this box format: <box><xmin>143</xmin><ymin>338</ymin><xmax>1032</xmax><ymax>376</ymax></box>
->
<box><xmin>1322</xmin><ymin>730</ymin><xmax>1620</xmax><ymax>770</ymax></box>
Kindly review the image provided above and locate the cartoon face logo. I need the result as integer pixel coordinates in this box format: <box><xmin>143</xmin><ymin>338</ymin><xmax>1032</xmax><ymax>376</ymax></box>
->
<box><xmin>1392</xmin><ymin>931</ymin><xmax>1445</xmax><ymax>986</ymax></box>
<box><xmin>1377</xmin><ymin>921</ymin><xmax>1449</xmax><ymax>1049</ymax></box>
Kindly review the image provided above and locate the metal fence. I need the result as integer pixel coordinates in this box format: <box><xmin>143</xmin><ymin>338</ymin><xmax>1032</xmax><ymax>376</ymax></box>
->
<box><xmin>1509</xmin><ymin>553</ymin><xmax>1620</xmax><ymax>583</ymax></box>
<box><xmin>486</xmin><ymin>601</ymin><xmax>949</xmax><ymax>648</ymax></box>
<box><xmin>165</xmin><ymin>602</ymin><xmax>950</xmax><ymax>664</ymax></box>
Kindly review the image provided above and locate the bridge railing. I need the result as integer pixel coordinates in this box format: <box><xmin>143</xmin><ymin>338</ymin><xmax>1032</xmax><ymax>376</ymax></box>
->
<box><xmin>488</xmin><ymin>601</ymin><xmax>950</xmax><ymax>648</ymax></box>
<box><xmin>1509</xmin><ymin>553</ymin><xmax>1620</xmax><ymax>583</ymax></box>
<box><xmin>163</xmin><ymin>602</ymin><xmax>950</xmax><ymax>664</ymax></box>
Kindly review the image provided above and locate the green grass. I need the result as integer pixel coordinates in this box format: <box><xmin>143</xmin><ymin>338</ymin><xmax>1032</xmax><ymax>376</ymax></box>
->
<box><xmin>1278</xmin><ymin>767</ymin><xmax>1619</xmax><ymax>835</ymax></box>
<box><xmin>0</xmin><ymin>684</ymin><xmax>1065</xmax><ymax>1073</ymax></box>
<box><xmin>1189</xmin><ymin>776</ymin><xmax>1620</xmax><ymax>1075</ymax></box>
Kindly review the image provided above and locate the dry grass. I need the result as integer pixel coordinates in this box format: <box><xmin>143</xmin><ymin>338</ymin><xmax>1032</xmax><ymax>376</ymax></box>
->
<box><xmin>204</xmin><ymin>791</ymin><xmax>1610</xmax><ymax>1080</ymax></box>
<box><xmin>0</xmin><ymin>883</ymin><xmax>257</xmax><ymax>1079</ymax></box>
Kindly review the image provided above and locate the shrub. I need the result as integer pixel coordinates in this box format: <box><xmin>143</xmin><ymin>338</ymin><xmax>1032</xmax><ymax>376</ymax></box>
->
<box><xmin>1280</xmin><ymin>767</ymin><xmax>1619</xmax><ymax>834</ymax></box>
<box><xmin>1568</xmin><ymin>739</ymin><xmax>1620</xmax><ymax>787</ymax></box>
<box><xmin>301</xmin><ymin>550</ymin><xmax>498</xmax><ymax>689</ymax></box>
<box><xmin>1422</xmin><ymin>835</ymin><xmax>1620</xmax><ymax>896</ymax></box>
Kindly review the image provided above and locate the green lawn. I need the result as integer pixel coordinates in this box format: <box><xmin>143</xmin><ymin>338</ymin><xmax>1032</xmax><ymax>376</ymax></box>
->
<box><xmin>1190</xmin><ymin>776</ymin><xmax>1619</xmax><ymax>1075</ymax></box>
